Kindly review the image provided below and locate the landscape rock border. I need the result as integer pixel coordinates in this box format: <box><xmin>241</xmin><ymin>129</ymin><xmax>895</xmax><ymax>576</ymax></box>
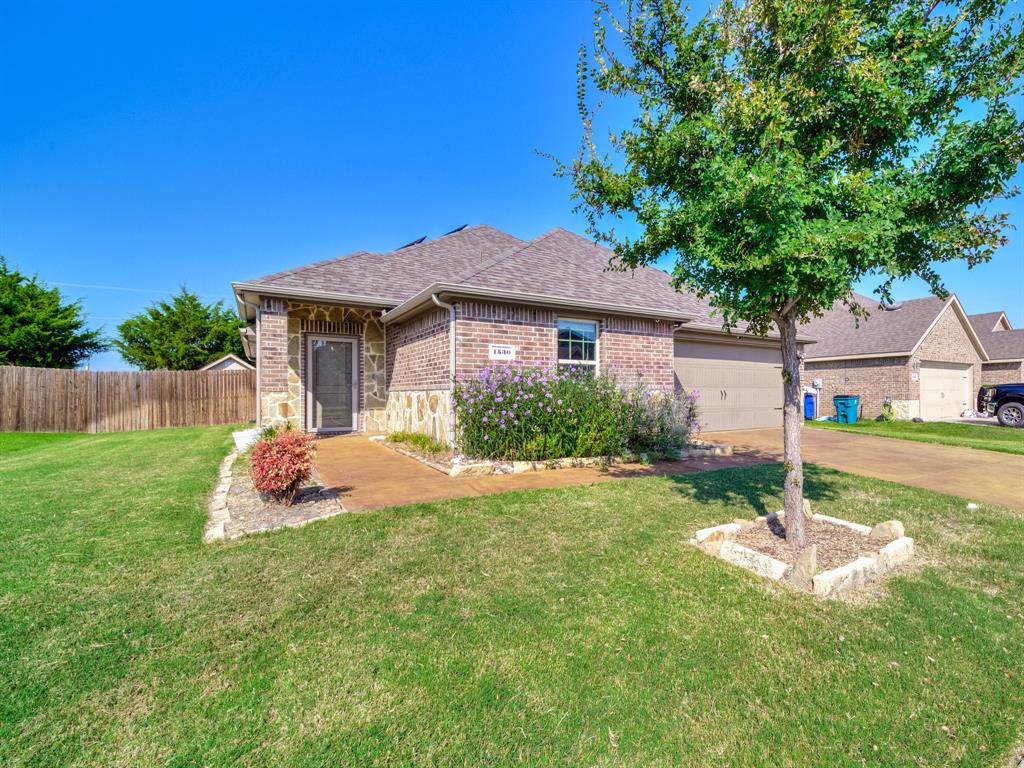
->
<box><xmin>204</xmin><ymin>450</ymin><xmax>346</xmax><ymax>542</ymax></box>
<box><xmin>691</xmin><ymin>512</ymin><xmax>914</xmax><ymax>597</ymax></box>
<box><xmin>376</xmin><ymin>436</ymin><xmax>732</xmax><ymax>478</ymax></box>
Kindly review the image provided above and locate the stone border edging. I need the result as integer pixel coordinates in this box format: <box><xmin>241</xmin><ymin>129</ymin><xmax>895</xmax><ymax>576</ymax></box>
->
<box><xmin>378</xmin><ymin>437</ymin><xmax>733</xmax><ymax>478</ymax></box>
<box><xmin>204</xmin><ymin>450</ymin><xmax>347</xmax><ymax>542</ymax></box>
<box><xmin>690</xmin><ymin>512</ymin><xmax>915</xmax><ymax>598</ymax></box>
<box><xmin>204</xmin><ymin>450</ymin><xmax>237</xmax><ymax>543</ymax></box>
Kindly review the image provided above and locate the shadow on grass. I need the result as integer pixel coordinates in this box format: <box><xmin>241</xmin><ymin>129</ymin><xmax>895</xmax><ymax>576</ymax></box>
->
<box><xmin>662</xmin><ymin>462</ymin><xmax>844</xmax><ymax>517</ymax></box>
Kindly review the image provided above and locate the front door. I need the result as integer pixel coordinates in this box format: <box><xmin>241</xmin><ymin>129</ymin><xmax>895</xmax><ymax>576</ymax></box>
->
<box><xmin>306</xmin><ymin>335</ymin><xmax>358</xmax><ymax>432</ymax></box>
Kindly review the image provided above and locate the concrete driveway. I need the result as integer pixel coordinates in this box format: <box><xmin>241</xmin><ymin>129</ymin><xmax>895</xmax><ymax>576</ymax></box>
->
<box><xmin>703</xmin><ymin>426</ymin><xmax>1024</xmax><ymax>510</ymax></box>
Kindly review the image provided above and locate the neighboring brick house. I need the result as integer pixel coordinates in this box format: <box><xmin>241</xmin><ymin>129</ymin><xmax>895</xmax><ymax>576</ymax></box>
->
<box><xmin>968</xmin><ymin>312</ymin><xmax>1024</xmax><ymax>387</ymax></box>
<box><xmin>233</xmin><ymin>225</ymin><xmax>812</xmax><ymax>440</ymax></box>
<box><xmin>801</xmin><ymin>294</ymin><xmax>989</xmax><ymax>420</ymax></box>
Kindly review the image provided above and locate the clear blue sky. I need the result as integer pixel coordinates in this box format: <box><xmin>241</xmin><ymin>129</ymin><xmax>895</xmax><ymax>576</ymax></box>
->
<box><xmin>2</xmin><ymin>1</ymin><xmax>1021</xmax><ymax>370</ymax></box>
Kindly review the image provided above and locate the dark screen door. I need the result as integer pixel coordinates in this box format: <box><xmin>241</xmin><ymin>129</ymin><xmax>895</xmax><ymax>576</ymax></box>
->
<box><xmin>309</xmin><ymin>337</ymin><xmax>355</xmax><ymax>431</ymax></box>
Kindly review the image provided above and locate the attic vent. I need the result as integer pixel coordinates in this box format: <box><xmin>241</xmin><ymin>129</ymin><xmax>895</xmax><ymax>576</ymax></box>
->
<box><xmin>443</xmin><ymin>224</ymin><xmax>468</xmax><ymax>236</ymax></box>
<box><xmin>397</xmin><ymin>236</ymin><xmax>427</xmax><ymax>249</ymax></box>
<box><xmin>882</xmin><ymin>302</ymin><xmax>904</xmax><ymax>311</ymax></box>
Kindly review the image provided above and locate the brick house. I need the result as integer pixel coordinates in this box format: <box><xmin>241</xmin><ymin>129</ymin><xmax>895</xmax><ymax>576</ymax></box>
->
<box><xmin>968</xmin><ymin>312</ymin><xmax>1024</xmax><ymax>388</ymax></box>
<box><xmin>233</xmin><ymin>225</ymin><xmax>813</xmax><ymax>439</ymax></box>
<box><xmin>801</xmin><ymin>294</ymin><xmax>989</xmax><ymax>420</ymax></box>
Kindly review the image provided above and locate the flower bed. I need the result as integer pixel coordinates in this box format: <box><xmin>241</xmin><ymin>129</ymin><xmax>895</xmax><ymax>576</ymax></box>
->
<box><xmin>452</xmin><ymin>365</ymin><xmax>699</xmax><ymax>461</ymax></box>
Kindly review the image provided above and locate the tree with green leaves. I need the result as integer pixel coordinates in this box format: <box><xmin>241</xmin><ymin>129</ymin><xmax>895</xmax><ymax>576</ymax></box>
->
<box><xmin>561</xmin><ymin>0</ymin><xmax>1023</xmax><ymax>547</ymax></box>
<box><xmin>0</xmin><ymin>257</ymin><xmax>106</xmax><ymax>368</ymax></box>
<box><xmin>114</xmin><ymin>288</ymin><xmax>246</xmax><ymax>371</ymax></box>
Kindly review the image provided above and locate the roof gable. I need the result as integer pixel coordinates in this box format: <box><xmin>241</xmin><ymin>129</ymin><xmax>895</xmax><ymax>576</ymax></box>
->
<box><xmin>969</xmin><ymin>311</ymin><xmax>1024</xmax><ymax>361</ymax></box>
<box><xmin>803</xmin><ymin>293</ymin><xmax>989</xmax><ymax>361</ymax></box>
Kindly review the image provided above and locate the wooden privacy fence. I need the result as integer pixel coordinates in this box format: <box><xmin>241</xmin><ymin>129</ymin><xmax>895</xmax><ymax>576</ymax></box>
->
<box><xmin>0</xmin><ymin>366</ymin><xmax>256</xmax><ymax>433</ymax></box>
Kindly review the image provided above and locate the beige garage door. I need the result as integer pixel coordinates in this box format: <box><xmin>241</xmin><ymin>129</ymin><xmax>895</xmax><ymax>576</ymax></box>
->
<box><xmin>674</xmin><ymin>340</ymin><xmax>783</xmax><ymax>432</ymax></box>
<box><xmin>919</xmin><ymin>361</ymin><xmax>971</xmax><ymax>420</ymax></box>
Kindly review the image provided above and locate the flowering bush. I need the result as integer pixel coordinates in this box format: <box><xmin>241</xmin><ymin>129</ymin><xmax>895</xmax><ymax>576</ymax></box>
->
<box><xmin>249</xmin><ymin>430</ymin><xmax>317</xmax><ymax>505</ymax></box>
<box><xmin>452</xmin><ymin>366</ymin><xmax>698</xmax><ymax>461</ymax></box>
<box><xmin>620</xmin><ymin>385</ymin><xmax>701</xmax><ymax>456</ymax></box>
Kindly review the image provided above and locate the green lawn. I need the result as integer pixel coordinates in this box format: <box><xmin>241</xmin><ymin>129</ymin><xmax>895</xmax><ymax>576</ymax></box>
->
<box><xmin>2</xmin><ymin>428</ymin><xmax>1022</xmax><ymax>767</ymax></box>
<box><xmin>807</xmin><ymin>417</ymin><xmax>1024</xmax><ymax>455</ymax></box>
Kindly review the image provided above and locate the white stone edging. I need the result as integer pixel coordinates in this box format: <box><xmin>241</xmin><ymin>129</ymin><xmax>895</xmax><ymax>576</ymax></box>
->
<box><xmin>384</xmin><ymin>439</ymin><xmax>734</xmax><ymax>478</ymax></box>
<box><xmin>204</xmin><ymin>450</ymin><xmax>237</xmax><ymax>543</ymax></box>
<box><xmin>690</xmin><ymin>514</ymin><xmax>914</xmax><ymax>598</ymax></box>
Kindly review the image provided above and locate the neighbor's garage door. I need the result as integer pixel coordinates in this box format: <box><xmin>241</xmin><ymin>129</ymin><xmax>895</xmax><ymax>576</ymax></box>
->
<box><xmin>674</xmin><ymin>340</ymin><xmax>783</xmax><ymax>432</ymax></box>
<box><xmin>919</xmin><ymin>361</ymin><xmax>971</xmax><ymax>420</ymax></box>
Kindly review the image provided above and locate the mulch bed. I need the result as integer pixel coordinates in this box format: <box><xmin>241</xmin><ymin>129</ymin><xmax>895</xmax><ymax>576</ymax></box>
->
<box><xmin>732</xmin><ymin>517</ymin><xmax>896</xmax><ymax>571</ymax></box>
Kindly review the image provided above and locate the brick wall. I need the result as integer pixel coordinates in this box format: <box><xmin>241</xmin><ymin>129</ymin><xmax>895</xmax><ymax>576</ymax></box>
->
<box><xmin>454</xmin><ymin>301</ymin><xmax>558</xmax><ymax>380</ymax></box>
<box><xmin>386</xmin><ymin>307</ymin><xmax>451</xmax><ymax>391</ymax></box>
<box><xmin>910</xmin><ymin>304</ymin><xmax>982</xmax><ymax>394</ymax></box>
<box><xmin>803</xmin><ymin>356</ymin><xmax>914</xmax><ymax>419</ymax></box>
<box><xmin>258</xmin><ymin>298</ymin><xmax>288</xmax><ymax>392</ymax></box>
<box><xmin>981</xmin><ymin>361</ymin><xmax>1024</xmax><ymax>387</ymax></box>
<box><xmin>600</xmin><ymin>316</ymin><xmax>675</xmax><ymax>391</ymax></box>
<box><xmin>257</xmin><ymin>298</ymin><xmax>291</xmax><ymax>424</ymax></box>
<box><xmin>449</xmin><ymin>301</ymin><xmax>675</xmax><ymax>389</ymax></box>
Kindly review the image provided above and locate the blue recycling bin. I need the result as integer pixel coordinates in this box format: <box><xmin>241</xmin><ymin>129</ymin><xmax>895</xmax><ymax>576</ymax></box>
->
<box><xmin>833</xmin><ymin>395</ymin><xmax>860</xmax><ymax>424</ymax></box>
<box><xmin>803</xmin><ymin>392</ymin><xmax>816</xmax><ymax>420</ymax></box>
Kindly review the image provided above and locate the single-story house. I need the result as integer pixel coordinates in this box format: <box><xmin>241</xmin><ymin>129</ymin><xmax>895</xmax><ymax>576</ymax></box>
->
<box><xmin>232</xmin><ymin>225</ymin><xmax>813</xmax><ymax>439</ymax></box>
<box><xmin>968</xmin><ymin>312</ymin><xmax>1024</xmax><ymax>387</ymax></box>
<box><xmin>800</xmin><ymin>293</ymin><xmax>988</xmax><ymax>420</ymax></box>
<box><xmin>199</xmin><ymin>353</ymin><xmax>255</xmax><ymax>372</ymax></box>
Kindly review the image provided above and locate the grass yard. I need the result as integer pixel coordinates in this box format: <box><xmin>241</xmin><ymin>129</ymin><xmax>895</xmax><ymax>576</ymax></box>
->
<box><xmin>1</xmin><ymin>427</ymin><xmax>1022</xmax><ymax>767</ymax></box>
<box><xmin>807</xmin><ymin>417</ymin><xmax>1024</xmax><ymax>455</ymax></box>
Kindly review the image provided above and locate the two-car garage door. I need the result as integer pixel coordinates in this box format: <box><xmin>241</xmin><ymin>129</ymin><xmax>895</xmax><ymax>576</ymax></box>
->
<box><xmin>674</xmin><ymin>340</ymin><xmax>783</xmax><ymax>432</ymax></box>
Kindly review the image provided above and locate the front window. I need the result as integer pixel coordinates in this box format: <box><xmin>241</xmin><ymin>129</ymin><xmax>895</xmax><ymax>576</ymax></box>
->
<box><xmin>557</xmin><ymin>319</ymin><xmax>598</xmax><ymax>371</ymax></box>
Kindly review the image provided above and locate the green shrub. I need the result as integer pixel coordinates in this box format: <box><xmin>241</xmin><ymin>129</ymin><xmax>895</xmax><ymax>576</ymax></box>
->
<box><xmin>388</xmin><ymin>431</ymin><xmax>449</xmax><ymax>455</ymax></box>
<box><xmin>452</xmin><ymin>366</ymin><xmax>698</xmax><ymax>461</ymax></box>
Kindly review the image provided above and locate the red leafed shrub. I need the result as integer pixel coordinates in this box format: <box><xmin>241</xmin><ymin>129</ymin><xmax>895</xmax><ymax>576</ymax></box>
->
<box><xmin>250</xmin><ymin>431</ymin><xmax>317</xmax><ymax>505</ymax></box>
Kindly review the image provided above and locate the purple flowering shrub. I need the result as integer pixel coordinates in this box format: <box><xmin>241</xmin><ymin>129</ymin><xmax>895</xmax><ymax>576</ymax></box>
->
<box><xmin>620</xmin><ymin>385</ymin><xmax>700</xmax><ymax>455</ymax></box>
<box><xmin>452</xmin><ymin>366</ymin><xmax>697</xmax><ymax>460</ymax></box>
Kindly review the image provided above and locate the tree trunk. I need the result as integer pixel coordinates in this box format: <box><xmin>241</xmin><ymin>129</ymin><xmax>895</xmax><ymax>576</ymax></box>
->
<box><xmin>779</xmin><ymin>312</ymin><xmax>806</xmax><ymax>549</ymax></box>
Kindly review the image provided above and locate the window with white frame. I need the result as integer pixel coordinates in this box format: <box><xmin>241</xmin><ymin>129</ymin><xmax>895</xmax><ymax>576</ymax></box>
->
<box><xmin>557</xmin><ymin>318</ymin><xmax>598</xmax><ymax>371</ymax></box>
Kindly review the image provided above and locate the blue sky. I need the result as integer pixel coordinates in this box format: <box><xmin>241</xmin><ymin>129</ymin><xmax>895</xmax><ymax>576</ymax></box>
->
<box><xmin>2</xmin><ymin>1</ymin><xmax>1021</xmax><ymax>370</ymax></box>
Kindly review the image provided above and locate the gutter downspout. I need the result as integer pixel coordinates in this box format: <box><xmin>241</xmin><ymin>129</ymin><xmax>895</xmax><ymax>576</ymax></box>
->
<box><xmin>431</xmin><ymin>293</ymin><xmax>457</xmax><ymax>446</ymax></box>
<box><xmin>238</xmin><ymin>296</ymin><xmax>263</xmax><ymax>427</ymax></box>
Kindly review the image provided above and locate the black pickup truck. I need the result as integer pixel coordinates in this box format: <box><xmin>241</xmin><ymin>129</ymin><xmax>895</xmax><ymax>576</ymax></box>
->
<box><xmin>978</xmin><ymin>383</ymin><xmax>1024</xmax><ymax>427</ymax></box>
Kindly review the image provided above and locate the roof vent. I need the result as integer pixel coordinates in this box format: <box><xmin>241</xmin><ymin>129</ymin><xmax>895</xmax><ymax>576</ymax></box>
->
<box><xmin>443</xmin><ymin>224</ymin><xmax>468</xmax><ymax>236</ymax></box>
<box><xmin>397</xmin><ymin>236</ymin><xmax>427</xmax><ymax>250</ymax></box>
<box><xmin>882</xmin><ymin>302</ymin><xmax>904</xmax><ymax>311</ymax></box>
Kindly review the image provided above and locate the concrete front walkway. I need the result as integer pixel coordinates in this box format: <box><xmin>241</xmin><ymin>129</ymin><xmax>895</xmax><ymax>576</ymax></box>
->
<box><xmin>702</xmin><ymin>426</ymin><xmax>1024</xmax><ymax>510</ymax></box>
<box><xmin>314</xmin><ymin>435</ymin><xmax>762</xmax><ymax>512</ymax></box>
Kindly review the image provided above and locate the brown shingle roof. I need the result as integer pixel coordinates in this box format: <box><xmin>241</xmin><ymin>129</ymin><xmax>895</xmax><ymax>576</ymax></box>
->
<box><xmin>801</xmin><ymin>294</ymin><xmax>951</xmax><ymax>359</ymax></box>
<box><xmin>238</xmin><ymin>225</ymin><xmax>524</xmax><ymax>303</ymax></box>
<box><xmin>968</xmin><ymin>312</ymin><xmax>1010</xmax><ymax>335</ymax></box>
<box><xmin>237</xmin><ymin>224</ymin><xmax>807</xmax><ymax>337</ymax></box>
<box><xmin>450</xmin><ymin>227</ymin><xmax>709</xmax><ymax>319</ymax></box>
<box><xmin>969</xmin><ymin>312</ymin><xmax>1024</xmax><ymax>361</ymax></box>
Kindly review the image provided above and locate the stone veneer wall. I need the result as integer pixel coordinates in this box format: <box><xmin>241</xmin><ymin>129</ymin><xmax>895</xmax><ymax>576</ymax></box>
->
<box><xmin>258</xmin><ymin>300</ymin><xmax>386</xmax><ymax>431</ymax></box>
<box><xmin>804</xmin><ymin>304</ymin><xmax>983</xmax><ymax>420</ymax></box>
<box><xmin>383</xmin><ymin>389</ymin><xmax>452</xmax><ymax>442</ymax></box>
<box><xmin>980</xmin><ymin>361</ymin><xmax>1024</xmax><ymax>387</ymax></box>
